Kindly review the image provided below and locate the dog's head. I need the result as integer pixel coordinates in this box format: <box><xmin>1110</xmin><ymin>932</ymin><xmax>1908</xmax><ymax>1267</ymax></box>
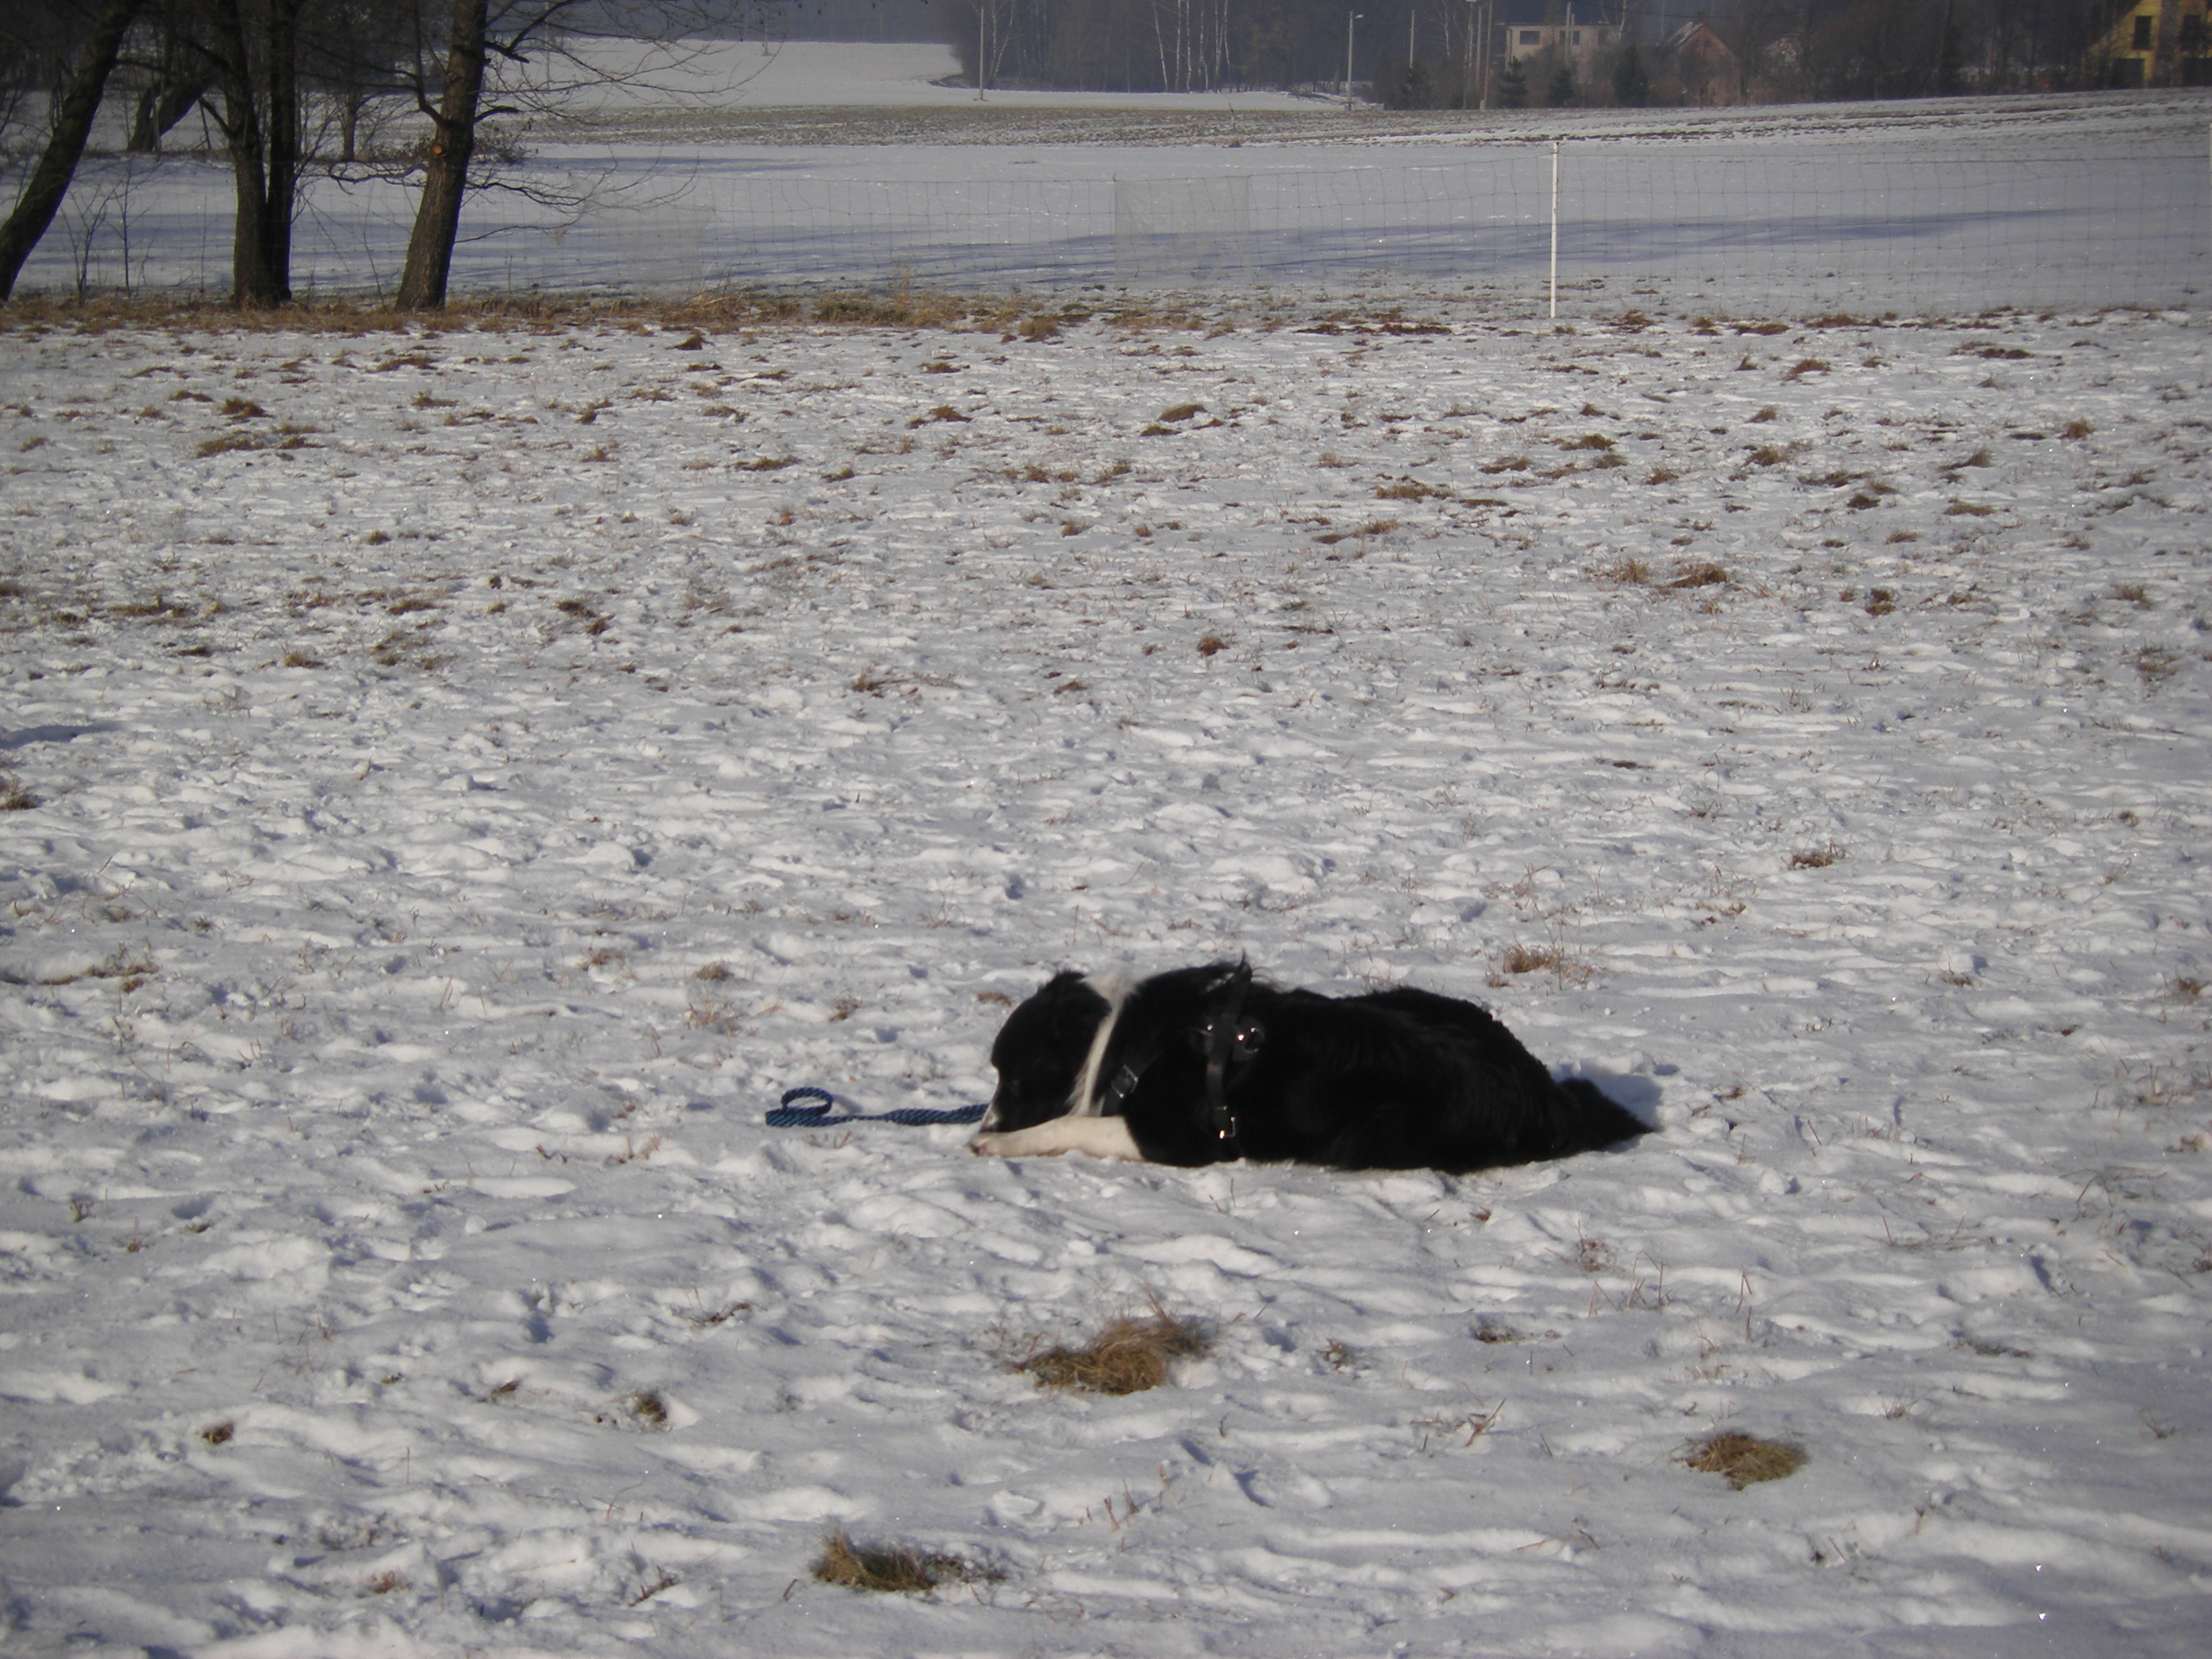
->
<box><xmin>982</xmin><ymin>970</ymin><xmax>1116</xmax><ymax>1133</ymax></box>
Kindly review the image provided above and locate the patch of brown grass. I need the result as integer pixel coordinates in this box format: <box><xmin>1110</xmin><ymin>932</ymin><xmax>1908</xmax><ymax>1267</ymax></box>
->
<box><xmin>1789</xmin><ymin>842</ymin><xmax>1845</xmax><ymax>870</ymax></box>
<box><xmin>1500</xmin><ymin>942</ymin><xmax>1565</xmax><ymax>975</ymax></box>
<box><xmin>1015</xmin><ymin>1309</ymin><xmax>1208</xmax><ymax>1395</ymax></box>
<box><xmin>813</xmin><ymin>1529</ymin><xmax>1001</xmax><ymax>1594</ymax></box>
<box><xmin>1685</xmin><ymin>1430</ymin><xmax>1804</xmax><ymax>1490</ymax></box>
<box><xmin>2134</xmin><ymin>647</ymin><xmax>2177</xmax><ymax>687</ymax></box>
<box><xmin>1597</xmin><ymin>556</ymin><xmax>1650</xmax><ymax>586</ymax></box>
<box><xmin>1666</xmin><ymin>561</ymin><xmax>1728</xmax><ymax>589</ymax></box>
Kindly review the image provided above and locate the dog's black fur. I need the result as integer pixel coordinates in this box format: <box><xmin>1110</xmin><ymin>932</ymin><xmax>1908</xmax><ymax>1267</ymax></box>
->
<box><xmin>974</xmin><ymin>963</ymin><xmax>1645</xmax><ymax>1174</ymax></box>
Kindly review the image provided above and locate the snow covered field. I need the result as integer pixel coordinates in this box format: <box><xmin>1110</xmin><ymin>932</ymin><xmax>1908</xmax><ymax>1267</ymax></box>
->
<box><xmin>2</xmin><ymin>300</ymin><xmax>2210</xmax><ymax>1657</ymax></box>
<box><xmin>19</xmin><ymin>90</ymin><xmax>2208</xmax><ymax>311</ymax></box>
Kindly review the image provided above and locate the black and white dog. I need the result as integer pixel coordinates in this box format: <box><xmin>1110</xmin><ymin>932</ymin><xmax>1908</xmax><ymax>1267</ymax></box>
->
<box><xmin>971</xmin><ymin>961</ymin><xmax>1645</xmax><ymax>1173</ymax></box>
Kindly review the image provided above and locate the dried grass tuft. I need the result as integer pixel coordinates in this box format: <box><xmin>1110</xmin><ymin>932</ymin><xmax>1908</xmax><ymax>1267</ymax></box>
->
<box><xmin>1016</xmin><ymin>1308</ymin><xmax>1208</xmax><ymax>1395</ymax></box>
<box><xmin>1501</xmin><ymin>942</ymin><xmax>1564</xmax><ymax>975</ymax></box>
<box><xmin>813</xmin><ymin>1529</ymin><xmax>999</xmax><ymax>1594</ymax></box>
<box><xmin>1667</xmin><ymin>561</ymin><xmax>1729</xmax><ymax>589</ymax></box>
<box><xmin>1685</xmin><ymin>1429</ymin><xmax>1804</xmax><ymax>1490</ymax></box>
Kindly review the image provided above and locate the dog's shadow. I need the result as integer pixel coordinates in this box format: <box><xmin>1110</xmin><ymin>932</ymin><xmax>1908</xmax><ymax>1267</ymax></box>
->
<box><xmin>1554</xmin><ymin>1064</ymin><xmax>1666</xmax><ymax>1130</ymax></box>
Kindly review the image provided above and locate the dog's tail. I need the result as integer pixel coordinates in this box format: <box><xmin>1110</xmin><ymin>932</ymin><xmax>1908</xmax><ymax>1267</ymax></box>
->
<box><xmin>1555</xmin><ymin>1077</ymin><xmax>1648</xmax><ymax>1152</ymax></box>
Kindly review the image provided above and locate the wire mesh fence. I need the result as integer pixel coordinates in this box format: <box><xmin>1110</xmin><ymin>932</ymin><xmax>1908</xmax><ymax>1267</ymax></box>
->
<box><xmin>17</xmin><ymin>134</ymin><xmax>2209</xmax><ymax>316</ymax></box>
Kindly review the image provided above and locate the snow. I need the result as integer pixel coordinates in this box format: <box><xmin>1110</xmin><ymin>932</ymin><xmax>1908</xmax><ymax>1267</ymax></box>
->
<box><xmin>1</xmin><ymin>299</ymin><xmax>2210</xmax><ymax>1657</ymax></box>
<box><xmin>17</xmin><ymin>92</ymin><xmax>2206</xmax><ymax>310</ymax></box>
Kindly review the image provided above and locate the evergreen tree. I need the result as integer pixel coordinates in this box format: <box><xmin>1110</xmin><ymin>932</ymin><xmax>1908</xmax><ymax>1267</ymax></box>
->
<box><xmin>1546</xmin><ymin>60</ymin><xmax>1573</xmax><ymax>106</ymax></box>
<box><xmin>1372</xmin><ymin>43</ymin><xmax>1406</xmax><ymax>107</ymax></box>
<box><xmin>1611</xmin><ymin>42</ymin><xmax>1650</xmax><ymax>107</ymax></box>
<box><xmin>1496</xmin><ymin>55</ymin><xmax>1527</xmax><ymax>107</ymax></box>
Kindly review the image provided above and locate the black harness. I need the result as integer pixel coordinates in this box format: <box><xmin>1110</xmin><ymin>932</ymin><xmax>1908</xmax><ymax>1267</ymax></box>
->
<box><xmin>1095</xmin><ymin>961</ymin><xmax>1267</xmax><ymax>1147</ymax></box>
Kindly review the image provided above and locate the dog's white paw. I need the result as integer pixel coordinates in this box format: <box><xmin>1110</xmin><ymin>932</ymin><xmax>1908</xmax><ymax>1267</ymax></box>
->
<box><xmin>967</xmin><ymin>1117</ymin><xmax>1141</xmax><ymax>1161</ymax></box>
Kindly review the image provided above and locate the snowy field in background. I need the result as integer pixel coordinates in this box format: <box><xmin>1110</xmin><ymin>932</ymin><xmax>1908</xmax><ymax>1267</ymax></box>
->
<box><xmin>2</xmin><ymin>304</ymin><xmax>2211</xmax><ymax>1657</ymax></box>
<box><xmin>17</xmin><ymin>90</ymin><xmax>2208</xmax><ymax>310</ymax></box>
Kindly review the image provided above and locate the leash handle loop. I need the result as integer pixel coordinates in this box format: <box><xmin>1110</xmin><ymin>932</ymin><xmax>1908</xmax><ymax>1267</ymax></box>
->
<box><xmin>765</xmin><ymin>1086</ymin><xmax>988</xmax><ymax>1129</ymax></box>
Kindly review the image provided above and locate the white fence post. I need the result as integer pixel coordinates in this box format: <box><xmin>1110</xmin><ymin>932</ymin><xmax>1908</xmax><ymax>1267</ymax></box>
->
<box><xmin>1550</xmin><ymin>139</ymin><xmax>1560</xmax><ymax>321</ymax></box>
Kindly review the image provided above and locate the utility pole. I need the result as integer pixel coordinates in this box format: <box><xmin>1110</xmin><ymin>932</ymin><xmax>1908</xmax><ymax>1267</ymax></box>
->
<box><xmin>1346</xmin><ymin>10</ymin><xmax>1364</xmax><ymax>108</ymax></box>
<box><xmin>1485</xmin><ymin>0</ymin><xmax>1496</xmax><ymax>107</ymax></box>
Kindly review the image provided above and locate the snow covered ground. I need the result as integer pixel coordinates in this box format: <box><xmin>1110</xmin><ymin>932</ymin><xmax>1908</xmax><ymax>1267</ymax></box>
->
<box><xmin>19</xmin><ymin>91</ymin><xmax>2208</xmax><ymax>311</ymax></box>
<box><xmin>1</xmin><ymin>300</ymin><xmax>2210</xmax><ymax>1657</ymax></box>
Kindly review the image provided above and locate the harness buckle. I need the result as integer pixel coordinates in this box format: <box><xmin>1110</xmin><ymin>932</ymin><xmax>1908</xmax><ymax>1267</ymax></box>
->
<box><xmin>1202</xmin><ymin>959</ymin><xmax>1258</xmax><ymax>1144</ymax></box>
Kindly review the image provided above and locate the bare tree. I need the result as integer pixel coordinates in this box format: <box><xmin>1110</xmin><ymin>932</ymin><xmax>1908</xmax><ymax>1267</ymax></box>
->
<box><xmin>123</xmin><ymin>6</ymin><xmax>217</xmax><ymax>153</ymax></box>
<box><xmin>1706</xmin><ymin>0</ymin><xmax>1792</xmax><ymax>102</ymax></box>
<box><xmin>1151</xmin><ymin>0</ymin><xmax>1232</xmax><ymax>91</ymax></box>
<box><xmin>0</xmin><ymin>0</ymin><xmax>146</xmax><ymax>301</ymax></box>
<box><xmin>391</xmin><ymin>1</ymin><xmax>783</xmax><ymax>311</ymax></box>
<box><xmin>305</xmin><ymin>1</ymin><xmax>414</xmax><ymax>163</ymax></box>
<box><xmin>213</xmin><ymin>0</ymin><xmax>311</xmax><ymax>302</ymax></box>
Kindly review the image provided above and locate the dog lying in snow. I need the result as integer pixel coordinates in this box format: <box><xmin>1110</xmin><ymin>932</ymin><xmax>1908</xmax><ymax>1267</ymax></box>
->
<box><xmin>970</xmin><ymin>961</ymin><xmax>1644</xmax><ymax>1173</ymax></box>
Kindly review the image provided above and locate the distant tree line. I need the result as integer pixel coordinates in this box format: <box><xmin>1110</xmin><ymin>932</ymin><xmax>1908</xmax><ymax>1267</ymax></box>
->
<box><xmin>936</xmin><ymin>1</ymin><xmax>2138</xmax><ymax>102</ymax></box>
<box><xmin>938</xmin><ymin>0</ymin><xmax>1368</xmax><ymax>94</ymax></box>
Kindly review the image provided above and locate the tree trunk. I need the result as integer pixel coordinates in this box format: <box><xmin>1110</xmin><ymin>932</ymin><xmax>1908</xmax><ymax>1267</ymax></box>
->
<box><xmin>211</xmin><ymin>0</ymin><xmax>306</xmax><ymax>307</ymax></box>
<box><xmin>211</xmin><ymin>0</ymin><xmax>276</xmax><ymax>304</ymax></box>
<box><xmin>0</xmin><ymin>0</ymin><xmax>146</xmax><ymax>302</ymax></box>
<box><xmin>264</xmin><ymin>0</ymin><xmax>300</xmax><ymax>297</ymax></box>
<box><xmin>127</xmin><ymin>24</ymin><xmax>215</xmax><ymax>156</ymax></box>
<box><xmin>395</xmin><ymin>0</ymin><xmax>489</xmax><ymax>311</ymax></box>
<box><xmin>127</xmin><ymin>70</ymin><xmax>214</xmax><ymax>153</ymax></box>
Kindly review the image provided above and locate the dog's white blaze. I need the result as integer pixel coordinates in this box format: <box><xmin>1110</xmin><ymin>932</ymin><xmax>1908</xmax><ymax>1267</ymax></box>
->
<box><xmin>1068</xmin><ymin>968</ymin><xmax>1133</xmax><ymax>1117</ymax></box>
<box><xmin>969</xmin><ymin>1115</ymin><xmax>1142</xmax><ymax>1161</ymax></box>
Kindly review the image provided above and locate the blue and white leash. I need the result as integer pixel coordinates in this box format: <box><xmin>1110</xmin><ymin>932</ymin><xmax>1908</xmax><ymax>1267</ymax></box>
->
<box><xmin>764</xmin><ymin>1085</ymin><xmax>989</xmax><ymax>1130</ymax></box>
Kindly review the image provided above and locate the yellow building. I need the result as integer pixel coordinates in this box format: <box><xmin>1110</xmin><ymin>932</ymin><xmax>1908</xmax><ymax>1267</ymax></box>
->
<box><xmin>2096</xmin><ymin>3</ymin><xmax>2212</xmax><ymax>88</ymax></box>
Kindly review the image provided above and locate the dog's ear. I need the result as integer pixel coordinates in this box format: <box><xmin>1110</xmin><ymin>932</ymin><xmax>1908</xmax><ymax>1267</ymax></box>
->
<box><xmin>1040</xmin><ymin>969</ymin><xmax>1087</xmax><ymax>994</ymax></box>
